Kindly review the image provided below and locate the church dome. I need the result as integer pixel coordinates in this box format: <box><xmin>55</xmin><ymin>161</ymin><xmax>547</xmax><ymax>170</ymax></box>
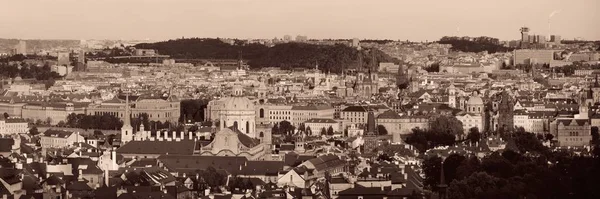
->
<box><xmin>222</xmin><ymin>96</ymin><xmax>254</xmax><ymax>111</ymax></box>
<box><xmin>467</xmin><ymin>96</ymin><xmax>483</xmax><ymax>105</ymax></box>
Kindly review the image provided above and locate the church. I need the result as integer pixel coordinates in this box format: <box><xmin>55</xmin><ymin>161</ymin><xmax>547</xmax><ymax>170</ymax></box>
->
<box><xmin>118</xmin><ymin>80</ymin><xmax>272</xmax><ymax>160</ymax></box>
<box><xmin>353</xmin><ymin>53</ymin><xmax>379</xmax><ymax>98</ymax></box>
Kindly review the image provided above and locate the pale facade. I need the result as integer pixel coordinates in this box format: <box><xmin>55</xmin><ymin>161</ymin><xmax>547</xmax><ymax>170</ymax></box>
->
<box><xmin>40</xmin><ymin>130</ymin><xmax>86</xmax><ymax>149</ymax></box>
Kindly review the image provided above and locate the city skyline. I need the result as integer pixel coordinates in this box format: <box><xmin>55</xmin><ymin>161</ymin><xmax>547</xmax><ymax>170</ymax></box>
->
<box><xmin>1</xmin><ymin>0</ymin><xmax>599</xmax><ymax>41</ymax></box>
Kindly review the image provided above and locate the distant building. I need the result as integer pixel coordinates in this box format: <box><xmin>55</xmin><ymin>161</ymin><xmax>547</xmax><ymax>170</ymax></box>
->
<box><xmin>283</xmin><ymin>35</ymin><xmax>292</xmax><ymax>42</ymax></box>
<box><xmin>0</xmin><ymin>118</ymin><xmax>29</xmax><ymax>135</ymax></box>
<box><xmin>304</xmin><ymin>118</ymin><xmax>340</xmax><ymax>134</ymax></box>
<box><xmin>133</xmin><ymin>49</ymin><xmax>157</xmax><ymax>56</ymax></box>
<box><xmin>378</xmin><ymin>62</ymin><xmax>400</xmax><ymax>73</ymax></box>
<box><xmin>14</xmin><ymin>40</ymin><xmax>26</xmax><ymax>55</ymax></box>
<box><xmin>351</xmin><ymin>38</ymin><xmax>360</xmax><ymax>48</ymax></box>
<box><xmin>513</xmin><ymin>49</ymin><xmax>555</xmax><ymax>65</ymax></box>
<box><xmin>295</xmin><ymin>35</ymin><xmax>308</xmax><ymax>42</ymax></box>
<box><xmin>57</xmin><ymin>52</ymin><xmax>71</xmax><ymax>66</ymax></box>
<box><xmin>550</xmin><ymin>35</ymin><xmax>561</xmax><ymax>44</ymax></box>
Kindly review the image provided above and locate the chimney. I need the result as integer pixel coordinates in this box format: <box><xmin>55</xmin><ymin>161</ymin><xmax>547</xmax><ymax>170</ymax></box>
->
<box><xmin>165</xmin><ymin>131</ymin><xmax>169</xmax><ymax>141</ymax></box>
<box><xmin>78</xmin><ymin>169</ymin><xmax>83</xmax><ymax>181</ymax></box>
<box><xmin>188</xmin><ymin>131</ymin><xmax>193</xmax><ymax>140</ymax></box>
<box><xmin>180</xmin><ymin>131</ymin><xmax>184</xmax><ymax>140</ymax></box>
<box><xmin>404</xmin><ymin>173</ymin><xmax>408</xmax><ymax>180</ymax></box>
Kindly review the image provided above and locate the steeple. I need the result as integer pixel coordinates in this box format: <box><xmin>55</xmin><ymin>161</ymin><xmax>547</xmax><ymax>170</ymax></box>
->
<box><xmin>124</xmin><ymin>94</ymin><xmax>132</xmax><ymax>129</ymax></box>
<box><xmin>120</xmin><ymin>93</ymin><xmax>133</xmax><ymax>144</ymax></box>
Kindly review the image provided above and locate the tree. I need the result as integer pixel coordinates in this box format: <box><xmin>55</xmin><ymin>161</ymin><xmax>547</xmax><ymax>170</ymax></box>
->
<box><xmin>430</xmin><ymin>115</ymin><xmax>464</xmax><ymax>137</ymax></box>
<box><xmin>455</xmin><ymin>156</ymin><xmax>481</xmax><ymax>181</ymax></box>
<box><xmin>327</xmin><ymin>126</ymin><xmax>335</xmax><ymax>136</ymax></box>
<box><xmin>466</xmin><ymin>127</ymin><xmax>481</xmax><ymax>144</ymax></box>
<box><xmin>306</xmin><ymin>126</ymin><xmax>312</xmax><ymax>136</ymax></box>
<box><xmin>443</xmin><ymin>154</ymin><xmax>466</xmax><ymax>185</ymax></box>
<box><xmin>545</xmin><ymin>133</ymin><xmax>554</xmax><ymax>141</ymax></box>
<box><xmin>423</xmin><ymin>155</ymin><xmax>443</xmax><ymax>190</ymax></box>
<box><xmin>57</xmin><ymin>121</ymin><xmax>65</xmax><ymax>127</ymax></box>
<box><xmin>298</xmin><ymin>123</ymin><xmax>306</xmax><ymax>133</ymax></box>
<box><xmin>279</xmin><ymin>120</ymin><xmax>295</xmax><ymax>134</ymax></box>
<box><xmin>377</xmin><ymin>125</ymin><xmax>388</xmax><ymax>135</ymax></box>
<box><xmin>2</xmin><ymin>112</ymin><xmax>8</xmax><ymax>119</ymax></box>
<box><xmin>29</xmin><ymin>127</ymin><xmax>40</xmax><ymax>136</ymax></box>
<box><xmin>45</xmin><ymin>117</ymin><xmax>52</xmax><ymax>125</ymax></box>
<box><xmin>93</xmin><ymin>130</ymin><xmax>104</xmax><ymax>137</ymax></box>
<box><xmin>512</xmin><ymin>131</ymin><xmax>548</xmax><ymax>154</ymax></box>
<box><xmin>271</xmin><ymin>123</ymin><xmax>280</xmax><ymax>135</ymax></box>
<box><xmin>35</xmin><ymin>119</ymin><xmax>43</xmax><ymax>125</ymax></box>
<box><xmin>320</xmin><ymin>127</ymin><xmax>327</xmax><ymax>136</ymax></box>
<box><xmin>448</xmin><ymin>172</ymin><xmax>522</xmax><ymax>199</ymax></box>
<box><xmin>405</xmin><ymin>126</ymin><xmax>456</xmax><ymax>153</ymax></box>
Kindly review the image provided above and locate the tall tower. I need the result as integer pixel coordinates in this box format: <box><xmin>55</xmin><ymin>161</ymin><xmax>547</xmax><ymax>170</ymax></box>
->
<box><xmin>579</xmin><ymin>92</ymin><xmax>589</xmax><ymax>119</ymax></box>
<box><xmin>363</xmin><ymin>109</ymin><xmax>378</xmax><ymax>154</ymax></box>
<box><xmin>448</xmin><ymin>84</ymin><xmax>456</xmax><ymax>108</ymax></box>
<box><xmin>120</xmin><ymin>94</ymin><xmax>134</xmax><ymax>144</ymax></box>
<box><xmin>520</xmin><ymin>27</ymin><xmax>530</xmax><ymax>43</ymax></box>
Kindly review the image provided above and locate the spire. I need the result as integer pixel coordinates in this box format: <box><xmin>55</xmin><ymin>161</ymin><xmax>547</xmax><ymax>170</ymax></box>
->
<box><xmin>594</xmin><ymin>74</ymin><xmax>599</xmax><ymax>87</ymax></box>
<box><xmin>123</xmin><ymin>94</ymin><xmax>132</xmax><ymax>129</ymax></box>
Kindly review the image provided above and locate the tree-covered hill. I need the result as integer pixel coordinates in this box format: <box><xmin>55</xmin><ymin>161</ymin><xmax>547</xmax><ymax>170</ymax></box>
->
<box><xmin>438</xmin><ymin>36</ymin><xmax>513</xmax><ymax>53</ymax></box>
<box><xmin>134</xmin><ymin>38</ymin><xmax>399</xmax><ymax>73</ymax></box>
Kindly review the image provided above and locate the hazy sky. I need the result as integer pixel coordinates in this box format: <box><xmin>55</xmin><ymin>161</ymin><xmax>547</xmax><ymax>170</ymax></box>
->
<box><xmin>1</xmin><ymin>0</ymin><xmax>598</xmax><ymax>41</ymax></box>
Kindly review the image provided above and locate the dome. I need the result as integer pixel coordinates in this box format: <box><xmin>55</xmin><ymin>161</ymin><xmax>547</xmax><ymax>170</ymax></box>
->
<box><xmin>222</xmin><ymin>96</ymin><xmax>255</xmax><ymax>111</ymax></box>
<box><xmin>467</xmin><ymin>96</ymin><xmax>483</xmax><ymax>105</ymax></box>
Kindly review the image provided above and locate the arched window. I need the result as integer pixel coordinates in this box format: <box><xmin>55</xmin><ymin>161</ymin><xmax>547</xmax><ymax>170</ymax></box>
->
<box><xmin>259</xmin><ymin>108</ymin><xmax>265</xmax><ymax>118</ymax></box>
<box><xmin>259</xmin><ymin>132</ymin><xmax>264</xmax><ymax>137</ymax></box>
<box><xmin>246</xmin><ymin>122</ymin><xmax>250</xmax><ymax>134</ymax></box>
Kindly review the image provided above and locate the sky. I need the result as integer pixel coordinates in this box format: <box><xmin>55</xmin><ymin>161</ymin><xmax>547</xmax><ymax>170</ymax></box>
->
<box><xmin>1</xmin><ymin>0</ymin><xmax>598</xmax><ymax>41</ymax></box>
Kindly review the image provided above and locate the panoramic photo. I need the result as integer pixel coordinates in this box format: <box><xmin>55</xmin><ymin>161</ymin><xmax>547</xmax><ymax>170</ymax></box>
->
<box><xmin>0</xmin><ymin>0</ymin><xmax>599</xmax><ymax>198</ymax></box>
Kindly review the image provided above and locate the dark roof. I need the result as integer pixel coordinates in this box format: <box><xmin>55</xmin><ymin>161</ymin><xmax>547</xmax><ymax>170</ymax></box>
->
<box><xmin>342</xmin><ymin>106</ymin><xmax>369</xmax><ymax>112</ymax></box>
<box><xmin>304</xmin><ymin>118</ymin><xmax>337</xmax><ymax>123</ymax></box>
<box><xmin>66</xmin><ymin>180</ymin><xmax>93</xmax><ymax>191</ymax></box>
<box><xmin>116</xmin><ymin>140</ymin><xmax>195</xmax><ymax>155</ymax></box>
<box><xmin>556</xmin><ymin>119</ymin><xmax>589</xmax><ymax>126</ymax></box>
<box><xmin>377</xmin><ymin>110</ymin><xmax>401</xmax><ymax>119</ymax></box>
<box><xmin>94</xmin><ymin>186</ymin><xmax>118</xmax><ymax>199</ymax></box>
<box><xmin>241</xmin><ymin>161</ymin><xmax>284</xmax><ymax>176</ymax></box>
<box><xmin>117</xmin><ymin>192</ymin><xmax>176</xmax><ymax>199</ymax></box>
<box><xmin>227</xmin><ymin>127</ymin><xmax>260</xmax><ymax>148</ymax></box>
<box><xmin>0</xmin><ymin>138</ymin><xmax>14</xmax><ymax>153</ymax></box>
<box><xmin>42</xmin><ymin>129</ymin><xmax>75</xmax><ymax>138</ymax></box>
<box><xmin>158</xmin><ymin>155</ymin><xmax>248</xmax><ymax>176</ymax></box>
<box><xmin>291</xmin><ymin>105</ymin><xmax>332</xmax><ymax>110</ymax></box>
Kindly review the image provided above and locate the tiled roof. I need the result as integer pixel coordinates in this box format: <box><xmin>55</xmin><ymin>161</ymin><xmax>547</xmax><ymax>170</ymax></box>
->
<box><xmin>157</xmin><ymin>155</ymin><xmax>248</xmax><ymax>176</ymax></box>
<box><xmin>377</xmin><ymin>110</ymin><xmax>402</xmax><ymax>119</ymax></box>
<box><xmin>116</xmin><ymin>140</ymin><xmax>195</xmax><ymax>155</ymax></box>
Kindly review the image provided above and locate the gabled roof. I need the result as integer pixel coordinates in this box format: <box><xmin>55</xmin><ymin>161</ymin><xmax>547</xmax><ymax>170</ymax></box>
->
<box><xmin>43</xmin><ymin>129</ymin><xmax>75</xmax><ymax>138</ymax></box>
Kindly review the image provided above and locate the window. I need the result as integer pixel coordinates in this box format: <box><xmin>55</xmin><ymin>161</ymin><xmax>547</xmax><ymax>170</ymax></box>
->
<box><xmin>259</xmin><ymin>109</ymin><xmax>265</xmax><ymax>118</ymax></box>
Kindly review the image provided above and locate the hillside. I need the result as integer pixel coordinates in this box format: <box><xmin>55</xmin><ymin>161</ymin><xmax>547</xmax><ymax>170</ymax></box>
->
<box><xmin>0</xmin><ymin>39</ymin><xmax>80</xmax><ymax>53</ymax></box>
<box><xmin>134</xmin><ymin>38</ymin><xmax>399</xmax><ymax>73</ymax></box>
<box><xmin>438</xmin><ymin>36</ymin><xmax>513</xmax><ymax>53</ymax></box>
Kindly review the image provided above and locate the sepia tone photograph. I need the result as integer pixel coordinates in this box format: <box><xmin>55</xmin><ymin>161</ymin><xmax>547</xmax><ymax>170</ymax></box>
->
<box><xmin>0</xmin><ymin>0</ymin><xmax>599</xmax><ymax>198</ymax></box>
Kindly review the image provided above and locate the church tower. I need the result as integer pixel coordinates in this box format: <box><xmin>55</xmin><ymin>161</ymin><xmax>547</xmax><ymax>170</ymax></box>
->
<box><xmin>579</xmin><ymin>92</ymin><xmax>589</xmax><ymax>119</ymax></box>
<box><xmin>363</xmin><ymin>109</ymin><xmax>378</xmax><ymax>154</ymax></box>
<box><xmin>448</xmin><ymin>83</ymin><xmax>456</xmax><ymax>108</ymax></box>
<box><xmin>120</xmin><ymin>94</ymin><xmax>133</xmax><ymax>144</ymax></box>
